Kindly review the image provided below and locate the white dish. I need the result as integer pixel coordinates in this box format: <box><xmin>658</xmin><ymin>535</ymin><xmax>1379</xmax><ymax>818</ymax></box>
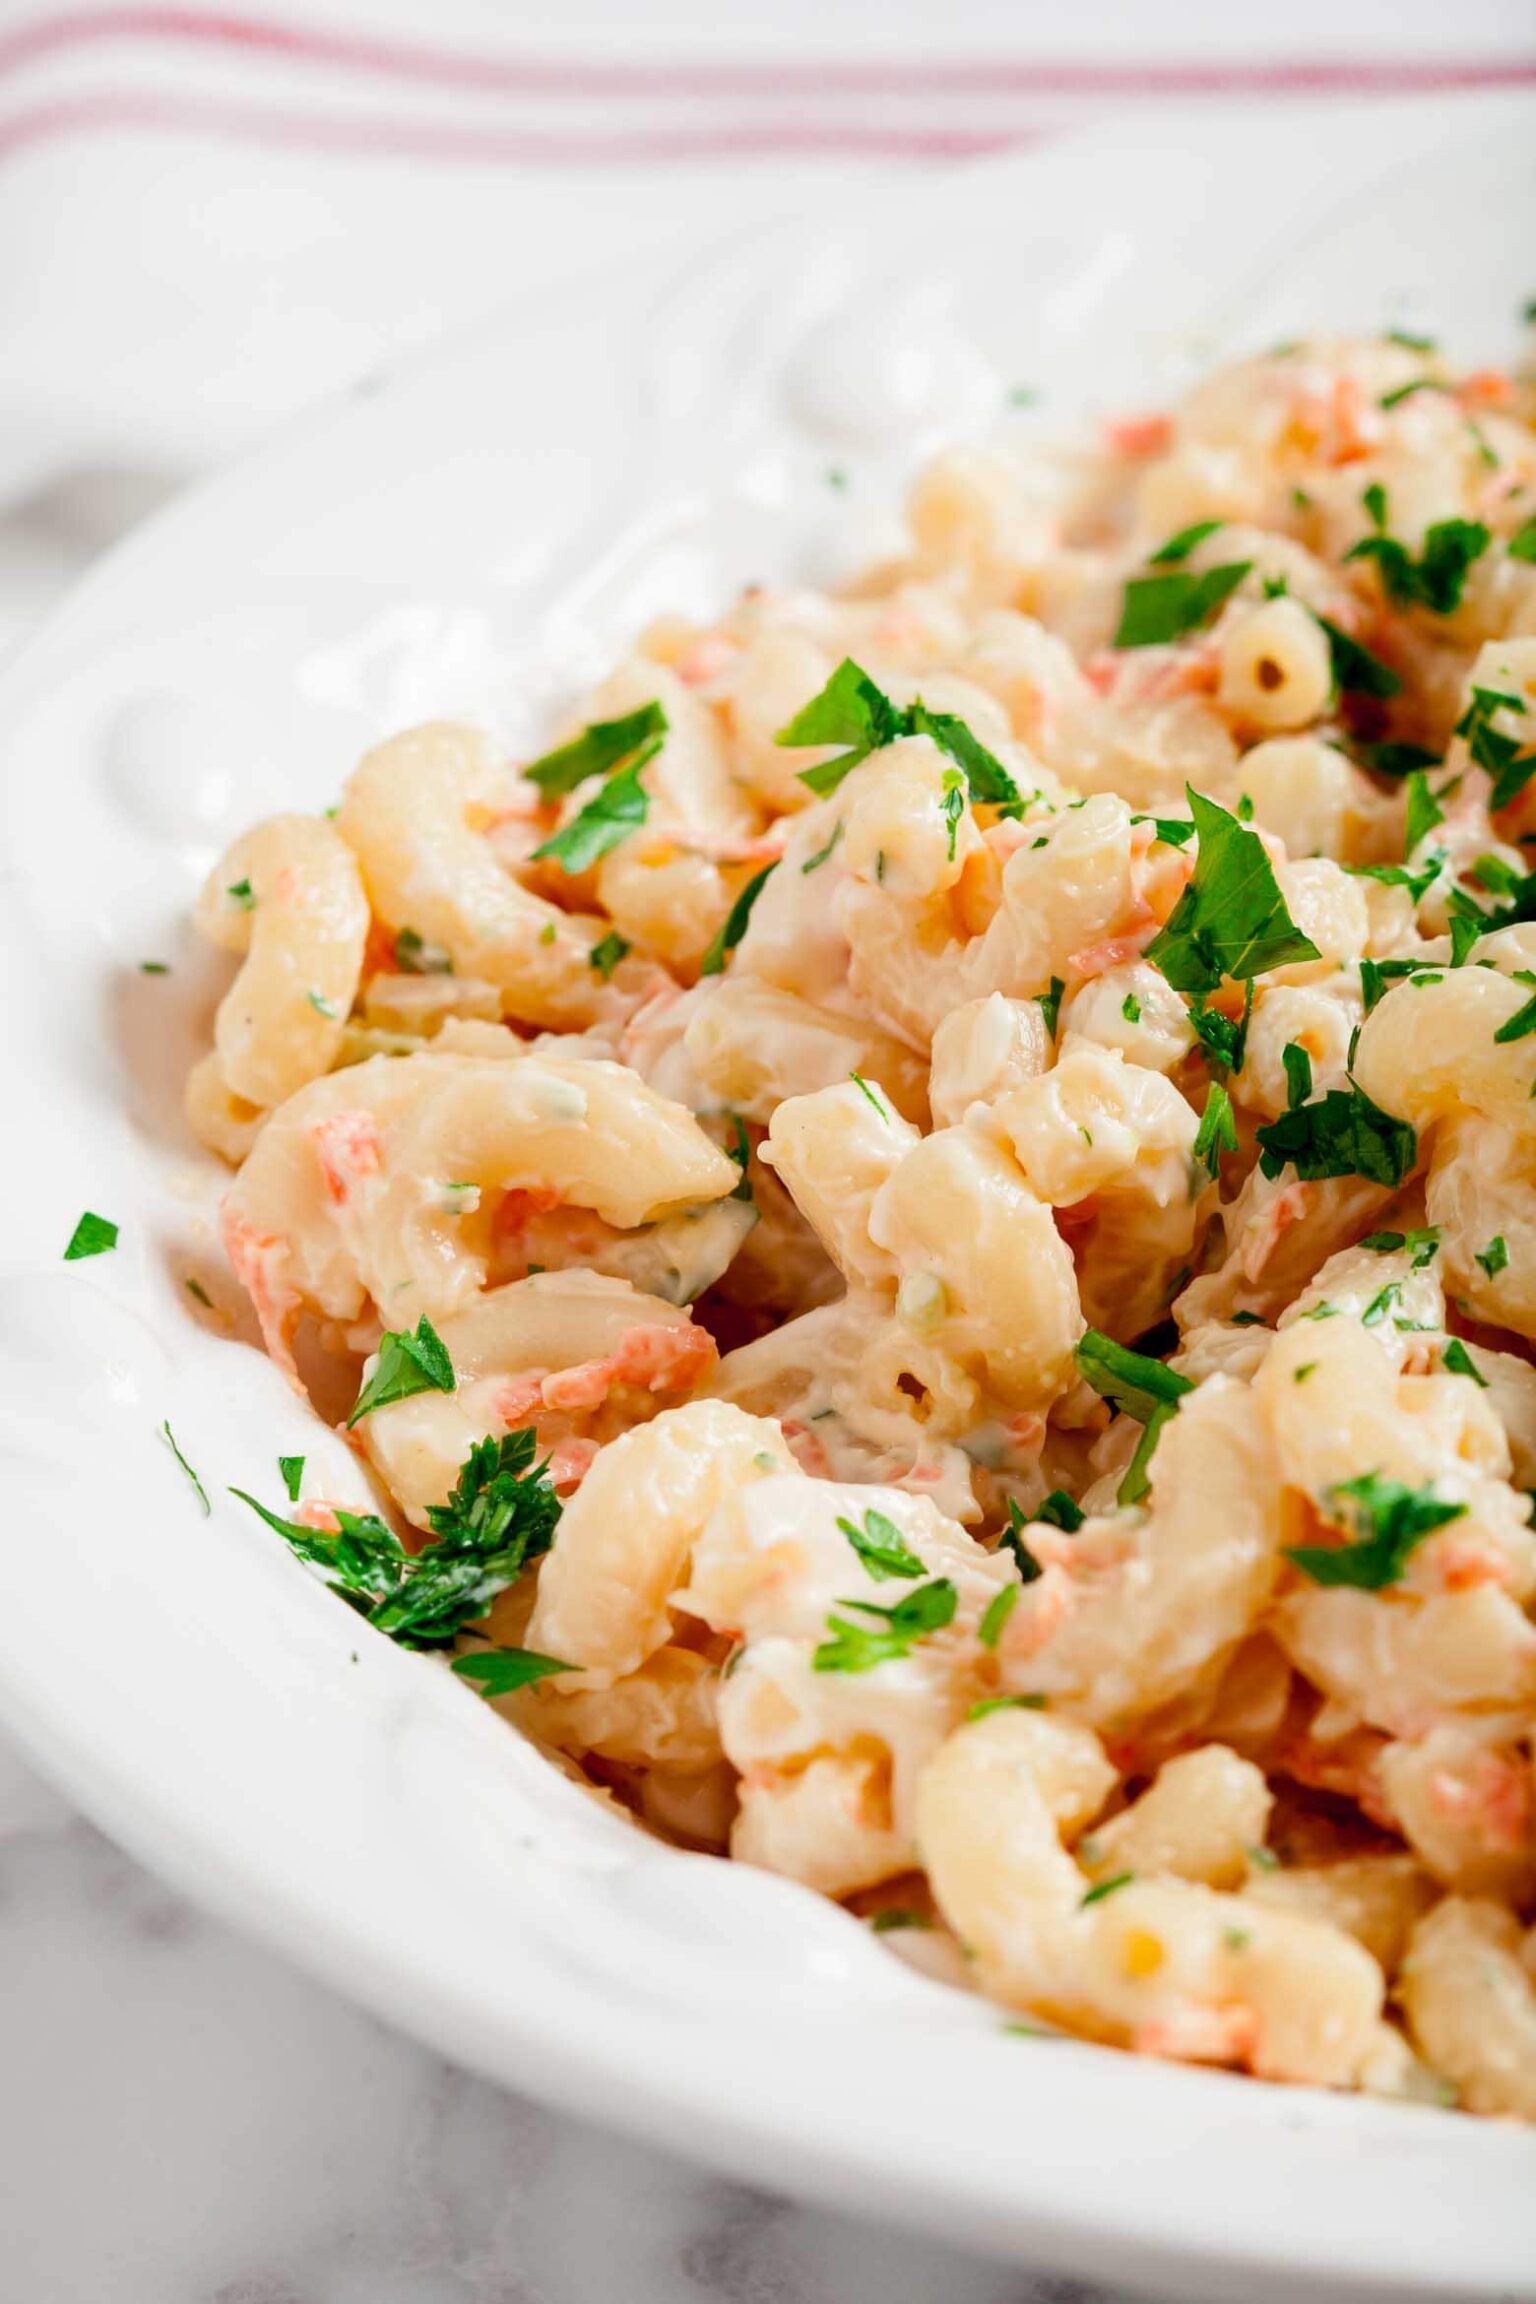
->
<box><xmin>1</xmin><ymin>94</ymin><xmax>1534</xmax><ymax>2301</ymax></box>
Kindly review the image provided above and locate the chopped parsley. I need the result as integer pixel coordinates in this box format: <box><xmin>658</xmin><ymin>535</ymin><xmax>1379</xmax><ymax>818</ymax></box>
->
<box><xmin>184</xmin><ymin>1277</ymin><xmax>213</xmax><ymax>1308</ymax></box>
<box><xmin>1074</xmin><ymin>1330</ymin><xmax>1193</xmax><ymax>1507</ymax></box>
<box><xmin>226</xmin><ymin>878</ymin><xmax>255</xmax><ymax>910</ymax></box>
<box><xmin>1476</xmin><ymin>1234</ymin><xmax>1509</xmax><ymax>1279</ymax></box>
<box><xmin>1035</xmin><ymin>1488</ymin><xmax>1085</xmax><ymax>1532</ymax></box>
<box><xmin>1509</xmin><ymin>517</ymin><xmax>1536</xmax><ymax>565</ymax></box>
<box><xmin>1148</xmin><ymin>519</ymin><xmax>1225</xmax><ymax>565</ymax></box>
<box><xmin>1080</xmin><ymin>1871</ymin><xmax>1135</xmax><ymax>1908</ymax></box>
<box><xmin>1405</xmin><ymin>768</ymin><xmax>1447</xmax><ymax>856</ymax></box>
<box><xmin>978</xmin><ymin>1582</ymin><xmax>1020</xmax><ymax>1648</ymax></box>
<box><xmin>531</xmin><ymin>756</ymin><xmax>654</xmax><ymax>874</ymax></box>
<box><xmin>1385</xmin><ymin>329</ymin><xmax>1437</xmax><ymax>353</ymax></box>
<box><xmin>837</xmin><ymin>1507</ymin><xmax>926</xmax><ymax>1582</ymax></box>
<box><xmin>970</xmin><ymin>1694</ymin><xmax>1048</xmax><ymax>1720</ymax></box>
<box><xmin>1194</xmin><ymin>1082</ymin><xmax>1238</xmax><ymax>1178</ymax></box>
<box><xmin>160</xmin><ymin>1420</ymin><xmax>209</xmax><ymax>1515</ymax></box>
<box><xmin>1255</xmin><ymin>1085</ymin><xmax>1416</xmax><ymax>1188</ymax></box>
<box><xmin>346</xmin><ymin>1314</ymin><xmax>456</xmax><ymax>1427</ymax></box>
<box><xmin>63</xmin><ymin>1211</ymin><xmax>118</xmax><ymax>1261</ymax></box>
<box><xmin>1441</xmin><ymin>1338</ymin><xmax>1489</xmax><ymax>1388</ymax></box>
<box><xmin>278</xmin><ymin>1454</ymin><xmax>305</xmax><ymax>1501</ymax></box>
<box><xmin>1121</xmin><ymin>993</ymin><xmax>1142</xmax><ymax>1024</ymax></box>
<box><xmin>1188</xmin><ymin>982</ymin><xmax>1253</xmax><ymax>1074</ymax></box>
<box><xmin>1493</xmin><ymin>973</ymin><xmax>1536</xmax><ymax>1044</ymax></box>
<box><xmin>801</xmin><ymin>819</ymin><xmax>845</xmax><ymax>874</ymax></box>
<box><xmin>870</xmin><ymin>1907</ymin><xmax>932</xmax><ymax>1932</ymax></box>
<box><xmin>394</xmin><ymin>926</ymin><xmax>454</xmax><ymax>975</ymax></box>
<box><xmin>1036</xmin><ymin>976</ymin><xmax>1065</xmax><ymax>1038</ymax></box>
<box><xmin>307</xmin><ymin>990</ymin><xmax>339</xmax><ymax>1019</ymax></box>
<box><xmin>1131</xmin><ymin>814</ymin><xmax>1196</xmax><ymax>848</ymax></box>
<box><xmin>1281</xmin><ymin>1040</ymin><xmax>1314</xmax><ymax>1111</ymax></box>
<box><xmin>1315</xmin><ymin>615</ymin><xmax>1402</xmax><ymax>701</ymax></box>
<box><xmin>725</xmin><ymin>1113</ymin><xmax>754</xmax><ymax>1202</ymax></box>
<box><xmin>233</xmin><ymin>1427</ymin><xmax>561</xmax><ymax>1648</ymax></box>
<box><xmin>139</xmin><ymin>960</ymin><xmax>170</xmax><ymax>975</ymax></box>
<box><xmin>813</xmin><ymin>1577</ymin><xmax>958</xmax><ymax>1673</ymax></box>
<box><xmin>999</xmin><ymin>1499</ymin><xmax>1045</xmax><ymax>1585</ymax></box>
<box><xmin>1285</xmin><ymin>1472</ymin><xmax>1466</xmax><ymax>1590</ymax></box>
<box><xmin>450</xmin><ymin>1646</ymin><xmax>573</xmax><ymax>1697</ymax></box>
<box><xmin>1379</xmin><ymin>378</ymin><xmax>1445</xmax><ymax>410</ymax></box>
<box><xmin>1456</xmin><ymin>684</ymin><xmax>1535</xmax><ymax>811</ymax></box>
<box><xmin>1345</xmin><ymin>489</ymin><xmax>1490</xmax><ymax>615</ymax></box>
<box><xmin>1145</xmin><ymin>789</ymin><xmax>1320</xmax><ymax>995</ymax></box>
<box><xmin>699</xmin><ymin>862</ymin><xmax>776</xmax><ymax>976</ymax></box>
<box><xmin>522</xmin><ymin>700</ymin><xmax>667</xmax><ymax>796</ymax></box>
<box><xmin>775</xmin><ymin>659</ymin><xmax>1021</xmax><ymax>809</ymax></box>
<box><xmin>1361</xmin><ymin>1225</ymin><xmax>1440</xmax><ymax>1267</ymax></box>
<box><xmin>587</xmin><ymin>930</ymin><xmax>630</xmax><ymax>981</ymax></box>
<box><xmin>1113</xmin><ymin>560</ymin><xmax>1251</xmax><ymax>649</ymax></box>
<box><xmin>849</xmin><ymin>1071</ymin><xmax>890</xmax><ymax>1121</ymax></box>
<box><xmin>941</xmin><ymin>766</ymin><xmax>966</xmax><ymax>860</ymax></box>
<box><xmin>1357</xmin><ymin>739</ymin><xmax>1440</xmax><ymax>780</ymax></box>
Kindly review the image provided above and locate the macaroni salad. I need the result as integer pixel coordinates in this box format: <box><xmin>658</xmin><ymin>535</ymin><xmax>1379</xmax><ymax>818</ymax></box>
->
<box><xmin>177</xmin><ymin>333</ymin><xmax>1536</xmax><ymax>2116</ymax></box>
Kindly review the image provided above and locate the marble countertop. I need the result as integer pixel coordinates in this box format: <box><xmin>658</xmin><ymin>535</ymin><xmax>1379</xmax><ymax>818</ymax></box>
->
<box><xmin>0</xmin><ymin>1728</ymin><xmax>1110</xmax><ymax>2304</ymax></box>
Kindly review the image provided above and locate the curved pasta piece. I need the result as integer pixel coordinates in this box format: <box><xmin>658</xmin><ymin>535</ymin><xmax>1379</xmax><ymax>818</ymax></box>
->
<box><xmin>221</xmin><ymin>1050</ymin><xmax>738</xmax><ymax>1362</ymax></box>
<box><xmin>1401</xmin><ymin>1898</ymin><xmax>1536</xmax><ymax>2119</ymax></box>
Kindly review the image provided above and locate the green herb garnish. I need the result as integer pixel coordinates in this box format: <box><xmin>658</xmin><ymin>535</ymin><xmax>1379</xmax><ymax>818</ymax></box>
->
<box><xmin>813</xmin><ymin>1578</ymin><xmax>958</xmax><ymax>1673</ymax></box>
<box><xmin>346</xmin><ymin>1314</ymin><xmax>456</xmax><ymax>1426</ymax></box>
<box><xmin>63</xmin><ymin>1211</ymin><xmax>118</xmax><ymax>1261</ymax></box>
<box><xmin>837</xmin><ymin>1507</ymin><xmax>926</xmax><ymax>1582</ymax></box>
<box><xmin>1148</xmin><ymin>519</ymin><xmax>1225</xmax><ymax>565</ymax></box>
<box><xmin>1074</xmin><ymin>1331</ymin><xmax>1193</xmax><ymax>1507</ymax></box>
<box><xmin>523</xmin><ymin>701</ymin><xmax>668</xmax><ymax>796</ymax></box>
<box><xmin>1194</xmin><ymin>1082</ymin><xmax>1238</xmax><ymax>1178</ymax></box>
<box><xmin>278</xmin><ymin>1454</ymin><xmax>305</xmax><ymax>1501</ymax></box>
<box><xmin>450</xmin><ymin>1646</ymin><xmax>573</xmax><ymax>1697</ymax></box>
<box><xmin>1285</xmin><ymin>1472</ymin><xmax>1466</xmax><ymax>1589</ymax></box>
<box><xmin>394</xmin><ymin>926</ymin><xmax>454</xmax><ymax>975</ymax></box>
<box><xmin>1113</xmin><ymin>561</ymin><xmax>1251</xmax><ymax>649</ymax></box>
<box><xmin>160</xmin><ymin>1420</ymin><xmax>209</xmax><ymax>1515</ymax></box>
<box><xmin>587</xmin><ymin>930</ymin><xmax>630</xmax><ymax>981</ymax></box>
<box><xmin>531</xmin><ymin>756</ymin><xmax>654</xmax><ymax>873</ymax></box>
<box><xmin>1476</xmin><ymin>1234</ymin><xmax>1509</xmax><ymax>1278</ymax></box>
<box><xmin>1255</xmin><ymin>1086</ymin><xmax>1416</xmax><ymax>1187</ymax></box>
<box><xmin>699</xmin><ymin>862</ymin><xmax>776</xmax><ymax>977</ymax></box>
<box><xmin>1145</xmin><ymin>789</ymin><xmax>1320</xmax><ymax>995</ymax></box>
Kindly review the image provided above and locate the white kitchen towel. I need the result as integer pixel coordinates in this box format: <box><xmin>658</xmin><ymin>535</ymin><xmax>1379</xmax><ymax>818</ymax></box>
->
<box><xmin>2</xmin><ymin>0</ymin><xmax>1533</xmax><ymax>505</ymax></box>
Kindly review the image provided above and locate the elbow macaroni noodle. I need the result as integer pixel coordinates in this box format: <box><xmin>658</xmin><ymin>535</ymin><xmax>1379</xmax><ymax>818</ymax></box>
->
<box><xmin>191</xmin><ymin>333</ymin><xmax>1536</xmax><ymax>2118</ymax></box>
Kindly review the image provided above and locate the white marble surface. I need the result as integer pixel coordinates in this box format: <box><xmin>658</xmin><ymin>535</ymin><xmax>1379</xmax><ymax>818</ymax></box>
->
<box><xmin>0</xmin><ymin>1731</ymin><xmax>1107</xmax><ymax>2304</ymax></box>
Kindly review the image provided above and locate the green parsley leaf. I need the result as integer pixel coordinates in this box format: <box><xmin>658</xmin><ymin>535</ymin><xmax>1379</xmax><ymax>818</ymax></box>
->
<box><xmin>1285</xmin><ymin>1472</ymin><xmax>1466</xmax><ymax>1589</ymax></box>
<box><xmin>347</xmin><ymin>1315</ymin><xmax>456</xmax><ymax>1427</ymax></box>
<box><xmin>699</xmin><ymin>862</ymin><xmax>776</xmax><ymax>977</ymax></box>
<box><xmin>978</xmin><ymin>1582</ymin><xmax>1020</xmax><ymax>1648</ymax></box>
<box><xmin>999</xmin><ymin>1498</ymin><xmax>1045</xmax><ymax>1585</ymax></box>
<box><xmin>522</xmin><ymin>701</ymin><xmax>668</xmax><ymax>796</ymax></box>
<box><xmin>775</xmin><ymin>661</ymin><xmax>1023</xmax><ymax>810</ymax></box>
<box><xmin>1255</xmin><ymin>1085</ymin><xmax>1417</xmax><ymax>1187</ymax></box>
<box><xmin>1361</xmin><ymin>1225</ymin><xmax>1440</xmax><ymax>1267</ymax></box>
<box><xmin>725</xmin><ymin>1113</ymin><xmax>755</xmax><ymax>1203</ymax></box>
<box><xmin>160</xmin><ymin>1420</ymin><xmax>209</xmax><ymax>1515</ymax></box>
<box><xmin>394</xmin><ymin>927</ymin><xmax>454</xmax><ymax>975</ymax></box>
<box><xmin>1441</xmin><ymin>1338</ymin><xmax>1489</xmax><ymax>1388</ymax></box>
<box><xmin>1356</xmin><ymin>739</ymin><xmax>1441</xmax><ymax>779</ymax></box>
<box><xmin>587</xmin><ymin>929</ymin><xmax>630</xmax><ymax>981</ymax></box>
<box><xmin>1075</xmin><ymin>1331</ymin><xmax>1193</xmax><ymax>1507</ymax></box>
<box><xmin>63</xmin><ymin>1211</ymin><xmax>118</xmax><ymax>1261</ymax></box>
<box><xmin>1281</xmin><ymin>1040</ymin><xmax>1314</xmax><ymax>1111</ymax></box>
<box><xmin>1346</xmin><ymin>515</ymin><xmax>1490</xmax><ymax>616</ymax></box>
<box><xmin>1194</xmin><ymin>1081</ymin><xmax>1238</xmax><ymax>1178</ymax></box>
<box><xmin>849</xmin><ymin>1071</ymin><xmax>890</xmax><ymax>1121</ymax></box>
<box><xmin>801</xmin><ymin>819</ymin><xmax>845</xmax><ymax>874</ymax></box>
<box><xmin>1188</xmin><ymin>981</ymin><xmax>1253</xmax><ymax>1074</ymax></box>
<box><xmin>1405</xmin><ymin>770</ymin><xmax>1446</xmax><ymax>857</ymax></box>
<box><xmin>1361</xmin><ymin>1279</ymin><xmax>1401</xmax><ymax>1327</ymax></box>
<box><xmin>1145</xmin><ymin>789</ymin><xmax>1320</xmax><ymax>995</ymax></box>
<box><xmin>1035</xmin><ymin>1488</ymin><xmax>1085</xmax><ymax>1532</ymax></box>
<box><xmin>940</xmin><ymin>766</ymin><xmax>966</xmax><ymax>861</ymax></box>
<box><xmin>139</xmin><ymin>960</ymin><xmax>170</xmax><ymax>975</ymax></box>
<box><xmin>776</xmin><ymin>658</ymin><xmax>905</xmax><ymax>793</ymax></box>
<box><xmin>184</xmin><ymin>1277</ymin><xmax>213</xmax><ymax>1308</ymax></box>
<box><xmin>1130</xmin><ymin>813</ymin><xmax>1196</xmax><ymax>849</ymax></box>
<box><xmin>969</xmin><ymin>1694</ymin><xmax>1049</xmax><ymax>1721</ymax></box>
<box><xmin>1113</xmin><ymin>562</ymin><xmax>1251</xmax><ymax>648</ymax></box>
<box><xmin>307</xmin><ymin>990</ymin><xmax>339</xmax><ymax>1019</ymax></box>
<box><xmin>837</xmin><ymin>1507</ymin><xmax>926</xmax><ymax>1581</ymax></box>
<box><xmin>450</xmin><ymin>1646</ymin><xmax>573</xmax><ymax>1697</ymax></box>
<box><xmin>1509</xmin><ymin>517</ymin><xmax>1536</xmax><ymax>566</ymax></box>
<box><xmin>1385</xmin><ymin>329</ymin><xmax>1437</xmax><ymax>353</ymax></box>
<box><xmin>1149</xmin><ymin>519</ymin><xmax>1225</xmax><ymax>565</ymax></box>
<box><xmin>1036</xmin><ymin>976</ymin><xmax>1065</xmax><ymax>1038</ymax></box>
<box><xmin>1476</xmin><ymin>1234</ymin><xmax>1509</xmax><ymax>1279</ymax></box>
<box><xmin>1080</xmin><ymin>1871</ymin><xmax>1135</xmax><ymax>1908</ymax></box>
<box><xmin>1493</xmin><ymin>973</ymin><xmax>1536</xmax><ymax>1043</ymax></box>
<box><xmin>813</xmin><ymin>1578</ymin><xmax>958</xmax><ymax>1673</ymax></box>
<box><xmin>226</xmin><ymin>878</ymin><xmax>255</xmax><ymax>910</ymax></box>
<box><xmin>1315</xmin><ymin>616</ymin><xmax>1402</xmax><ymax>700</ymax></box>
<box><xmin>1122</xmin><ymin>993</ymin><xmax>1142</xmax><ymax>1024</ymax></box>
<box><xmin>1456</xmin><ymin>684</ymin><xmax>1536</xmax><ymax>811</ymax></box>
<box><xmin>530</xmin><ymin>754</ymin><xmax>654</xmax><ymax>874</ymax></box>
<box><xmin>870</xmin><ymin>1907</ymin><xmax>932</xmax><ymax>1932</ymax></box>
<box><xmin>1379</xmin><ymin>378</ymin><xmax>1445</xmax><ymax>410</ymax></box>
<box><xmin>278</xmin><ymin>1454</ymin><xmax>305</xmax><ymax>1501</ymax></box>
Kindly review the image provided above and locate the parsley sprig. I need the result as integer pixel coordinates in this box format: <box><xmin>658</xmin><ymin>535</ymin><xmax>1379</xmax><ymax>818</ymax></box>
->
<box><xmin>1113</xmin><ymin>560</ymin><xmax>1251</xmax><ymax>649</ymax></box>
<box><xmin>699</xmin><ymin>862</ymin><xmax>777</xmax><ymax>976</ymax></box>
<box><xmin>233</xmin><ymin>1427</ymin><xmax>561</xmax><ymax>1650</ymax></box>
<box><xmin>1255</xmin><ymin>1085</ymin><xmax>1417</xmax><ymax>1188</ymax></box>
<box><xmin>1145</xmin><ymin>789</ymin><xmax>1320</xmax><ymax>995</ymax></box>
<box><xmin>813</xmin><ymin>1578</ymin><xmax>958</xmax><ymax>1673</ymax></box>
<box><xmin>1345</xmin><ymin>487</ymin><xmax>1490</xmax><ymax>615</ymax></box>
<box><xmin>775</xmin><ymin>659</ymin><xmax>1022</xmax><ymax>810</ymax></box>
<box><xmin>837</xmin><ymin>1506</ymin><xmax>926</xmax><ymax>1581</ymax></box>
<box><xmin>523</xmin><ymin>701</ymin><xmax>667</xmax><ymax>796</ymax></box>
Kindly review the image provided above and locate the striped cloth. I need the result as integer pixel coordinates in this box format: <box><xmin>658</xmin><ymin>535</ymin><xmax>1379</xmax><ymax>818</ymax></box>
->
<box><xmin>0</xmin><ymin>4</ymin><xmax>1532</xmax><ymax>505</ymax></box>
